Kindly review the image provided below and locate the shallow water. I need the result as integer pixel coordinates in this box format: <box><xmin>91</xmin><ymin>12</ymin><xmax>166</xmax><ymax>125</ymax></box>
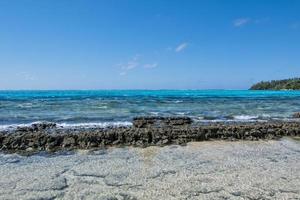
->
<box><xmin>1</xmin><ymin>90</ymin><xmax>300</xmax><ymax>128</ymax></box>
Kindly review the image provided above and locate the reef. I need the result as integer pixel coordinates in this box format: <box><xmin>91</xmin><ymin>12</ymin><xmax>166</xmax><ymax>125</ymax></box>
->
<box><xmin>1</xmin><ymin>117</ymin><xmax>300</xmax><ymax>153</ymax></box>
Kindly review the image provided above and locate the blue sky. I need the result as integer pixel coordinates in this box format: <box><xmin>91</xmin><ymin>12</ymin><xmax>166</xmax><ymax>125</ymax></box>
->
<box><xmin>0</xmin><ymin>0</ymin><xmax>299</xmax><ymax>89</ymax></box>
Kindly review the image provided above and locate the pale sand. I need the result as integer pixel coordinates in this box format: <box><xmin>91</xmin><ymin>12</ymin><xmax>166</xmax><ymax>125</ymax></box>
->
<box><xmin>0</xmin><ymin>138</ymin><xmax>299</xmax><ymax>200</ymax></box>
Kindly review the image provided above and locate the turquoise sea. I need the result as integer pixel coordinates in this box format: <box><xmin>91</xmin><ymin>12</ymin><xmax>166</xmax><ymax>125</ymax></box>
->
<box><xmin>1</xmin><ymin>90</ymin><xmax>300</xmax><ymax>128</ymax></box>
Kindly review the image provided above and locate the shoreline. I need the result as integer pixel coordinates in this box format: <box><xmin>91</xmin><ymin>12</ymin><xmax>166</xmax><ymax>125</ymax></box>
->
<box><xmin>1</xmin><ymin>117</ymin><xmax>300</xmax><ymax>154</ymax></box>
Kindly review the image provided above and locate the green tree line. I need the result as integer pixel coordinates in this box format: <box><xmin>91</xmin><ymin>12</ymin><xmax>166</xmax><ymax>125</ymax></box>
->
<box><xmin>250</xmin><ymin>78</ymin><xmax>300</xmax><ymax>90</ymax></box>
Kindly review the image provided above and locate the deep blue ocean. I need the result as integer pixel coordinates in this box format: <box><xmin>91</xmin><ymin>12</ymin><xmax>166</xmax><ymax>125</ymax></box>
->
<box><xmin>1</xmin><ymin>90</ymin><xmax>300</xmax><ymax>129</ymax></box>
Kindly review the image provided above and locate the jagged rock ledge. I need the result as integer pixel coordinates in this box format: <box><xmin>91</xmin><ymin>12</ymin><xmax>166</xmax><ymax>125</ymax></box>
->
<box><xmin>0</xmin><ymin>117</ymin><xmax>300</xmax><ymax>153</ymax></box>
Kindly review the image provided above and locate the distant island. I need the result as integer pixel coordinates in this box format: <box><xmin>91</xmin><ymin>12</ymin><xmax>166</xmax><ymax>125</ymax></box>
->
<box><xmin>250</xmin><ymin>78</ymin><xmax>300</xmax><ymax>90</ymax></box>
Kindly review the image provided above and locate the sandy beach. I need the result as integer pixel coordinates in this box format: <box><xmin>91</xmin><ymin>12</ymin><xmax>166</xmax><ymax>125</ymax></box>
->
<box><xmin>0</xmin><ymin>138</ymin><xmax>299</xmax><ymax>200</ymax></box>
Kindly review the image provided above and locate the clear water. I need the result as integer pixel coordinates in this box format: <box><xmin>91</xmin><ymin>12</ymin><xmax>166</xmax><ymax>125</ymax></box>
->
<box><xmin>1</xmin><ymin>90</ymin><xmax>300</xmax><ymax>128</ymax></box>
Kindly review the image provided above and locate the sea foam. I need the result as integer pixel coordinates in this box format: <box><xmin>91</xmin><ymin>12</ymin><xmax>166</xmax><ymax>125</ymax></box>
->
<box><xmin>0</xmin><ymin>121</ymin><xmax>132</xmax><ymax>131</ymax></box>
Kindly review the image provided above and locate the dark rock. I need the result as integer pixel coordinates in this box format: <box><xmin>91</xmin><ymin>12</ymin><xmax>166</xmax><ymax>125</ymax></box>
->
<box><xmin>62</xmin><ymin>136</ymin><xmax>76</xmax><ymax>148</ymax></box>
<box><xmin>16</xmin><ymin>122</ymin><xmax>56</xmax><ymax>132</ymax></box>
<box><xmin>133</xmin><ymin>117</ymin><xmax>192</xmax><ymax>128</ymax></box>
<box><xmin>31</xmin><ymin>122</ymin><xmax>57</xmax><ymax>131</ymax></box>
<box><xmin>203</xmin><ymin>116</ymin><xmax>217</xmax><ymax>120</ymax></box>
<box><xmin>16</xmin><ymin>126</ymin><xmax>33</xmax><ymax>132</ymax></box>
<box><xmin>292</xmin><ymin>112</ymin><xmax>300</xmax><ymax>118</ymax></box>
<box><xmin>1</xmin><ymin>116</ymin><xmax>300</xmax><ymax>154</ymax></box>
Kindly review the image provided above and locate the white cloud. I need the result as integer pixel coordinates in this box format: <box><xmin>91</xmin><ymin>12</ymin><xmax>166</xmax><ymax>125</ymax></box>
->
<box><xmin>119</xmin><ymin>55</ymin><xmax>140</xmax><ymax>71</ymax></box>
<box><xmin>121</xmin><ymin>61</ymin><xmax>139</xmax><ymax>70</ymax></box>
<box><xmin>175</xmin><ymin>43</ymin><xmax>188</xmax><ymax>52</ymax></box>
<box><xmin>118</xmin><ymin>55</ymin><xmax>158</xmax><ymax>75</ymax></box>
<box><xmin>144</xmin><ymin>63</ymin><xmax>158</xmax><ymax>69</ymax></box>
<box><xmin>233</xmin><ymin>18</ymin><xmax>251</xmax><ymax>27</ymax></box>
<box><xmin>16</xmin><ymin>72</ymin><xmax>36</xmax><ymax>81</ymax></box>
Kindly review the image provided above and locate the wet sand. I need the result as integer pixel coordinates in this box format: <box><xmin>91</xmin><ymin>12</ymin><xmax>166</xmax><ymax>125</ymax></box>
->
<box><xmin>0</xmin><ymin>138</ymin><xmax>299</xmax><ymax>200</ymax></box>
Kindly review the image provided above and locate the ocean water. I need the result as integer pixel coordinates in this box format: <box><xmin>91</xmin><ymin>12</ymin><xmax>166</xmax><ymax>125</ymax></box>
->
<box><xmin>1</xmin><ymin>90</ymin><xmax>300</xmax><ymax>128</ymax></box>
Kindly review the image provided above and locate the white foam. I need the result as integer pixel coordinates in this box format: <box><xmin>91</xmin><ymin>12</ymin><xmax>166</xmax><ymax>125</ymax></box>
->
<box><xmin>0</xmin><ymin>121</ymin><xmax>132</xmax><ymax>131</ymax></box>
<box><xmin>194</xmin><ymin>115</ymin><xmax>267</xmax><ymax>123</ymax></box>
<box><xmin>17</xmin><ymin>103</ymin><xmax>34</xmax><ymax>108</ymax></box>
<box><xmin>0</xmin><ymin>121</ymin><xmax>59</xmax><ymax>131</ymax></box>
<box><xmin>174</xmin><ymin>100</ymin><xmax>183</xmax><ymax>103</ymax></box>
<box><xmin>57</xmin><ymin>122</ymin><xmax>132</xmax><ymax>128</ymax></box>
<box><xmin>149</xmin><ymin>112</ymin><xmax>159</xmax><ymax>115</ymax></box>
<box><xmin>0</xmin><ymin>123</ymin><xmax>31</xmax><ymax>131</ymax></box>
<box><xmin>233</xmin><ymin>115</ymin><xmax>258</xmax><ymax>120</ymax></box>
<box><xmin>196</xmin><ymin>119</ymin><xmax>268</xmax><ymax>123</ymax></box>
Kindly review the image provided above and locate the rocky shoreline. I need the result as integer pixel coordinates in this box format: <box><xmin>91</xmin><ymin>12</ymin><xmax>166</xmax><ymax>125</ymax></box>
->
<box><xmin>1</xmin><ymin>117</ymin><xmax>300</xmax><ymax>153</ymax></box>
